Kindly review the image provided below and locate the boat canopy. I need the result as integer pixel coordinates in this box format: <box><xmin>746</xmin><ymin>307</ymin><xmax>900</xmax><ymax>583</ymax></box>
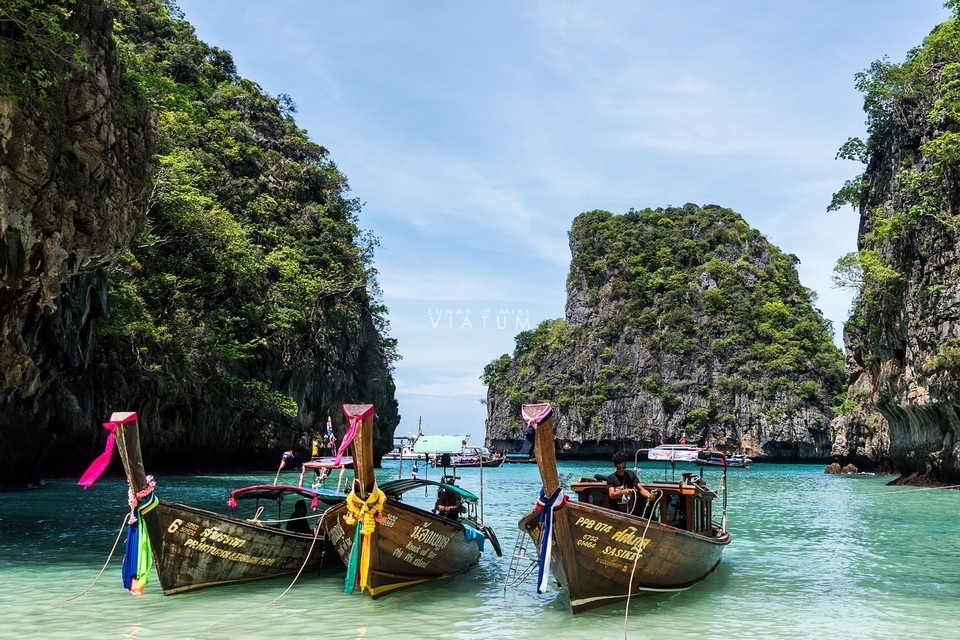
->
<box><xmin>380</xmin><ymin>478</ymin><xmax>479</xmax><ymax>503</ymax></box>
<box><xmin>412</xmin><ymin>435</ymin><xmax>468</xmax><ymax>454</ymax></box>
<box><xmin>301</xmin><ymin>456</ymin><xmax>353</xmax><ymax>470</ymax></box>
<box><xmin>228</xmin><ymin>484</ymin><xmax>345</xmax><ymax>506</ymax></box>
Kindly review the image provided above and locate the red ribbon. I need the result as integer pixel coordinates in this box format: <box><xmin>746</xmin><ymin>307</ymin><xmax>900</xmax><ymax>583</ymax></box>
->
<box><xmin>78</xmin><ymin>413</ymin><xmax>138</xmax><ymax>488</ymax></box>
<box><xmin>334</xmin><ymin>404</ymin><xmax>374</xmax><ymax>466</ymax></box>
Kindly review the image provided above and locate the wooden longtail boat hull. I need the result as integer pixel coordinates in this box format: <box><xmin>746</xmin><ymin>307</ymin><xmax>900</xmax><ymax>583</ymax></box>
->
<box><xmin>519</xmin><ymin>502</ymin><xmax>727</xmax><ymax>613</ymax></box>
<box><xmin>113</xmin><ymin>412</ymin><xmax>340</xmax><ymax>595</ymax></box>
<box><xmin>143</xmin><ymin>500</ymin><xmax>338</xmax><ymax>594</ymax></box>
<box><xmin>521</xmin><ymin>403</ymin><xmax>730</xmax><ymax>614</ymax></box>
<box><xmin>323</xmin><ymin>500</ymin><xmax>482</xmax><ymax>597</ymax></box>
<box><xmin>320</xmin><ymin>403</ymin><xmax>487</xmax><ymax>597</ymax></box>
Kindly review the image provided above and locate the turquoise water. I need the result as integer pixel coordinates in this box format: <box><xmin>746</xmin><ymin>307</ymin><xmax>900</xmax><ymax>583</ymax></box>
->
<box><xmin>2</xmin><ymin>460</ymin><xmax>958</xmax><ymax>639</ymax></box>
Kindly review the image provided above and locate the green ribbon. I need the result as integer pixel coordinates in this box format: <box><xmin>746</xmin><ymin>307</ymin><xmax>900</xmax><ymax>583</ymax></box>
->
<box><xmin>343</xmin><ymin>524</ymin><xmax>361</xmax><ymax>593</ymax></box>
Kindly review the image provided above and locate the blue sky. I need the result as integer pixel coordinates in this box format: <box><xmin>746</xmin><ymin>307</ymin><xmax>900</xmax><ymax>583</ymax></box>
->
<box><xmin>172</xmin><ymin>1</ymin><xmax>951</xmax><ymax>444</ymax></box>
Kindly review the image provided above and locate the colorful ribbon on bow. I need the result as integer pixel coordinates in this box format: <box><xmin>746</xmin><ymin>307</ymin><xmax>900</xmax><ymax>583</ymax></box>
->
<box><xmin>334</xmin><ymin>404</ymin><xmax>373</xmax><ymax>467</ymax></box>
<box><xmin>343</xmin><ymin>482</ymin><xmax>387</xmax><ymax>594</ymax></box>
<box><xmin>535</xmin><ymin>486</ymin><xmax>568</xmax><ymax>594</ymax></box>
<box><xmin>522</xmin><ymin>403</ymin><xmax>552</xmax><ymax>429</ymax></box>
<box><xmin>77</xmin><ymin>413</ymin><xmax>139</xmax><ymax>489</ymax></box>
<box><xmin>121</xmin><ymin>480</ymin><xmax>158</xmax><ymax>596</ymax></box>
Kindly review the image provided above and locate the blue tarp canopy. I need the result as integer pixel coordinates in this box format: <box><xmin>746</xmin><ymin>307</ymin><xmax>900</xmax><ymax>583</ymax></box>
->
<box><xmin>412</xmin><ymin>435</ymin><xmax>469</xmax><ymax>454</ymax></box>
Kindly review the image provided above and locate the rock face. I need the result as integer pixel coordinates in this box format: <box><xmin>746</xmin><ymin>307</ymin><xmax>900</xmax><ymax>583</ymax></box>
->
<box><xmin>831</xmin><ymin>16</ymin><xmax>960</xmax><ymax>485</ymax></box>
<box><xmin>0</xmin><ymin>0</ymin><xmax>399</xmax><ymax>487</ymax></box>
<box><xmin>0</xmin><ymin>0</ymin><xmax>154</xmax><ymax>487</ymax></box>
<box><xmin>486</xmin><ymin>206</ymin><xmax>845</xmax><ymax>461</ymax></box>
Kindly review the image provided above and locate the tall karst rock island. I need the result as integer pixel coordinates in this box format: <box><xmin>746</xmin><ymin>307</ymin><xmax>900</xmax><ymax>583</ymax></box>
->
<box><xmin>0</xmin><ymin>0</ymin><xmax>398</xmax><ymax>489</ymax></box>
<box><xmin>484</xmin><ymin>205</ymin><xmax>846</xmax><ymax>462</ymax></box>
<box><xmin>830</xmin><ymin>9</ymin><xmax>960</xmax><ymax>486</ymax></box>
<box><xmin>486</xmin><ymin>9</ymin><xmax>960</xmax><ymax>486</ymax></box>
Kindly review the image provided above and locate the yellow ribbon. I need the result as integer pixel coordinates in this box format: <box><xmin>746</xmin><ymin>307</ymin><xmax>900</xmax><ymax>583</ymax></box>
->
<box><xmin>344</xmin><ymin>484</ymin><xmax>387</xmax><ymax>592</ymax></box>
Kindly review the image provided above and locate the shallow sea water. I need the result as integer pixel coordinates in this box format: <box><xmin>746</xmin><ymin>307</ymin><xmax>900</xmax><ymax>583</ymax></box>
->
<box><xmin>2</xmin><ymin>460</ymin><xmax>958</xmax><ymax>639</ymax></box>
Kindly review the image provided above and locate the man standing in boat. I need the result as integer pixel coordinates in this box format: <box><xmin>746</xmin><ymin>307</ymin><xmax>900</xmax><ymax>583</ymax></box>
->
<box><xmin>607</xmin><ymin>452</ymin><xmax>654</xmax><ymax>515</ymax></box>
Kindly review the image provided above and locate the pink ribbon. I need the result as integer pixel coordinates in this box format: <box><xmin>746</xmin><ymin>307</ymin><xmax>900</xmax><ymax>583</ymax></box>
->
<box><xmin>334</xmin><ymin>404</ymin><xmax>374</xmax><ymax>466</ymax></box>
<box><xmin>521</xmin><ymin>403</ymin><xmax>552</xmax><ymax>429</ymax></box>
<box><xmin>78</xmin><ymin>413</ymin><xmax>138</xmax><ymax>488</ymax></box>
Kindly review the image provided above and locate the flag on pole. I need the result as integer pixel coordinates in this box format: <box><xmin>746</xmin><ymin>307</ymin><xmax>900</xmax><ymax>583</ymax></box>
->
<box><xmin>325</xmin><ymin>416</ymin><xmax>336</xmax><ymax>451</ymax></box>
<box><xmin>273</xmin><ymin>450</ymin><xmax>295</xmax><ymax>486</ymax></box>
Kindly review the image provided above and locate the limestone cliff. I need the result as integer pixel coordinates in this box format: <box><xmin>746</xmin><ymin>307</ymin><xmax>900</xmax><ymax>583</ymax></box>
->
<box><xmin>831</xmin><ymin>14</ymin><xmax>960</xmax><ymax>484</ymax></box>
<box><xmin>0</xmin><ymin>0</ymin><xmax>154</xmax><ymax>486</ymax></box>
<box><xmin>0</xmin><ymin>0</ymin><xmax>398</xmax><ymax>487</ymax></box>
<box><xmin>485</xmin><ymin>205</ymin><xmax>845</xmax><ymax>461</ymax></box>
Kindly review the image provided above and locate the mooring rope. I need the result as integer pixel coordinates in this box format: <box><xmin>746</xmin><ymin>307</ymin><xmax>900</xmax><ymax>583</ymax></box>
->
<box><xmin>261</xmin><ymin>510</ymin><xmax>330</xmax><ymax>608</ymax></box>
<box><xmin>204</xmin><ymin>511</ymin><xmax>332</xmax><ymax>635</ymax></box>
<box><xmin>60</xmin><ymin>512</ymin><xmax>129</xmax><ymax>602</ymax></box>
<box><xmin>623</xmin><ymin>488</ymin><xmax>662</xmax><ymax>639</ymax></box>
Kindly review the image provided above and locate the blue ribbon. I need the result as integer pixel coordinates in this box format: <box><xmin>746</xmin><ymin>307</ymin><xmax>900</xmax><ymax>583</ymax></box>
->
<box><xmin>536</xmin><ymin>487</ymin><xmax>565</xmax><ymax>594</ymax></box>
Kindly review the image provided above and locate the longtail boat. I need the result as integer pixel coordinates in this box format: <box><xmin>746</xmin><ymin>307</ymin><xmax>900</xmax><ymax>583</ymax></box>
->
<box><xmin>321</xmin><ymin>403</ymin><xmax>502</xmax><ymax>597</ymax></box>
<box><xmin>79</xmin><ymin>412</ymin><xmax>347</xmax><ymax>595</ymax></box>
<box><xmin>517</xmin><ymin>402</ymin><xmax>731</xmax><ymax>614</ymax></box>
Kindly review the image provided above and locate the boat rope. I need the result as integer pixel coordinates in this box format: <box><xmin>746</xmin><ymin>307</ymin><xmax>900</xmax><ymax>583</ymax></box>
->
<box><xmin>261</xmin><ymin>510</ymin><xmax>332</xmax><ymax>609</ymax></box>
<box><xmin>60</xmin><ymin>512</ymin><xmax>129</xmax><ymax>602</ymax></box>
<box><xmin>534</xmin><ymin>486</ymin><xmax>568</xmax><ymax>594</ymax></box>
<box><xmin>622</xmin><ymin>488</ymin><xmax>662</xmax><ymax>638</ymax></box>
<box><xmin>343</xmin><ymin>482</ymin><xmax>387</xmax><ymax>594</ymax></box>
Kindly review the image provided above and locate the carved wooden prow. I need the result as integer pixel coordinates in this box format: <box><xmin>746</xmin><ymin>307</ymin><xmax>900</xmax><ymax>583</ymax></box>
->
<box><xmin>112</xmin><ymin>411</ymin><xmax>149</xmax><ymax>494</ymax></box>
<box><xmin>522</xmin><ymin>403</ymin><xmax>558</xmax><ymax>493</ymax></box>
<box><xmin>344</xmin><ymin>403</ymin><xmax>376</xmax><ymax>495</ymax></box>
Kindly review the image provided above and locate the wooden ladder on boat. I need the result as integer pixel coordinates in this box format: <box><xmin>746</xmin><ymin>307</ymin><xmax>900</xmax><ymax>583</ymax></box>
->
<box><xmin>503</xmin><ymin>529</ymin><xmax>539</xmax><ymax>589</ymax></box>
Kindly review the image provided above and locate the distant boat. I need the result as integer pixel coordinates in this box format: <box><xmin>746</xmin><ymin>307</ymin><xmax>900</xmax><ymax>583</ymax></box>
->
<box><xmin>381</xmin><ymin>436</ymin><xmax>425</xmax><ymax>461</ymax></box>
<box><xmin>382</xmin><ymin>418</ymin><xmax>430</xmax><ymax>461</ymax></box>
<box><xmin>514</xmin><ymin>403</ymin><xmax>730</xmax><ymax>614</ymax></box>
<box><xmin>431</xmin><ymin>445</ymin><xmax>504</xmax><ymax>468</ymax></box>
<box><xmin>647</xmin><ymin>443</ymin><xmax>704</xmax><ymax>462</ymax></box>
<box><xmin>503</xmin><ymin>428</ymin><xmax>537</xmax><ymax>463</ymax></box>
<box><xmin>320</xmin><ymin>404</ymin><xmax>502</xmax><ymax>598</ymax></box>
<box><xmin>82</xmin><ymin>412</ymin><xmax>348</xmax><ymax>595</ymax></box>
<box><xmin>697</xmin><ymin>452</ymin><xmax>753</xmax><ymax>468</ymax></box>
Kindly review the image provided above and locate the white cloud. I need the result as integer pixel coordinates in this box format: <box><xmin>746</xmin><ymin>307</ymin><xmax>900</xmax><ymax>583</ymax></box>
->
<box><xmin>174</xmin><ymin>0</ymin><xmax>952</xmax><ymax>433</ymax></box>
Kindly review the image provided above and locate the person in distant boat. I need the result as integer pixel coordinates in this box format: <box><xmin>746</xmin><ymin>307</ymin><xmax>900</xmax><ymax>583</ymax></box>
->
<box><xmin>286</xmin><ymin>499</ymin><xmax>313</xmax><ymax>534</ymax></box>
<box><xmin>607</xmin><ymin>452</ymin><xmax>654</xmax><ymax>515</ymax></box>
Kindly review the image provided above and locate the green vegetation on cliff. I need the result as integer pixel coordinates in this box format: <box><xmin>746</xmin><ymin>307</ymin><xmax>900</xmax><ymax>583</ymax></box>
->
<box><xmin>0</xmin><ymin>0</ymin><xmax>86</xmax><ymax>107</ymax></box>
<box><xmin>832</xmin><ymin>3</ymin><xmax>960</xmax><ymax>362</ymax></box>
<box><xmin>485</xmin><ymin>204</ymin><xmax>844</xmax><ymax>452</ymax></box>
<box><xmin>95</xmin><ymin>0</ymin><xmax>398</xmax><ymax>461</ymax></box>
<box><xmin>828</xmin><ymin>4</ymin><xmax>960</xmax><ymax>481</ymax></box>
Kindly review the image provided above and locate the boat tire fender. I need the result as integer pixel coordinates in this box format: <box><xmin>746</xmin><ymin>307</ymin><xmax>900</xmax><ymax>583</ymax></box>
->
<box><xmin>482</xmin><ymin>524</ymin><xmax>503</xmax><ymax>557</ymax></box>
